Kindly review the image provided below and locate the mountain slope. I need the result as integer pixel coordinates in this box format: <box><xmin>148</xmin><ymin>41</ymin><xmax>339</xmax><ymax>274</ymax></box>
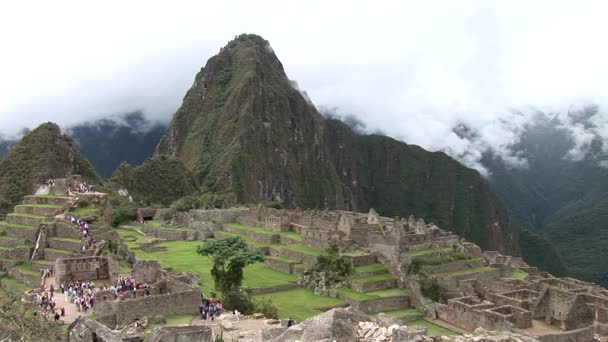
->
<box><xmin>483</xmin><ymin>111</ymin><xmax>607</xmax><ymax>284</ymax></box>
<box><xmin>155</xmin><ymin>34</ymin><xmax>520</xmax><ymax>254</ymax></box>
<box><xmin>0</xmin><ymin>122</ymin><xmax>99</xmax><ymax>217</ymax></box>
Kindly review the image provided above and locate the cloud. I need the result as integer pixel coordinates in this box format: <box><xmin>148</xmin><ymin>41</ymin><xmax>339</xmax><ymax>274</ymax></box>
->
<box><xmin>2</xmin><ymin>1</ymin><xmax>608</xmax><ymax>173</ymax></box>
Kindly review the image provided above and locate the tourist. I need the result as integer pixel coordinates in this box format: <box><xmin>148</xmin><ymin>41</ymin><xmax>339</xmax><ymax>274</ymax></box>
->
<box><xmin>287</xmin><ymin>317</ymin><xmax>295</xmax><ymax>327</ymax></box>
<box><xmin>234</xmin><ymin>308</ymin><xmax>240</xmax><ymax>320</ymax></box>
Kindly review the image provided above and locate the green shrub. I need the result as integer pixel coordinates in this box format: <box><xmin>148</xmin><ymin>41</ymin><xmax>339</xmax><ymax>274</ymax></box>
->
<box><xmin>253</xmin><ymin>297</ymin><xmax>279</xmax><ymax>319</ymax></box>
<box><xmin>262</xmin><ymin>201</ymin><xmax>282</xmax><ymax>209</ymax></box>
<box><xmin>420</xmin><ymin>277</ymin><xmax>442</xmax><ymax>302</ymax></box>
<box><xmin>76</xmin><ymin>200</ymin><xmax>90</xmax><ymax>208</ymax></box>
<box><xmin>112</xmin><ymin>203</ymin><xmax>137</xmax><ymax>227</ymax></box>
<box><xmin>222</xmin><ymin>290</ymin><xmax>255</xmax><ymax>315</ymax></box>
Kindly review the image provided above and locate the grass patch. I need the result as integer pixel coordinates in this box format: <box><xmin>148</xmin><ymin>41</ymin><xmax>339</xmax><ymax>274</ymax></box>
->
<box><xmin>254</xmin><ymin>288</ymin><xmax>347</xmax><ymax>322</ymax></box>
<box><xmin>7</xmin><ymin>213</ymin><xmax>44</xmax><ymax>219</ymax></box>
<box><xmin>410</xmin><ymin>319</ymin><xmax>459</xmax><ymax>336</ymax></box>
<box><xmin>335</xmin><ymin>287</ymin><xmax>407</xmax><ymax>301</ymax></box>
<box><xmin>70</xmin><ymin>203</ymin><xmax>101</xmax><ymax>216</ymax></box>
<box><xmin>27</xmin><ymin>194</ymin><xmax>67</xmax><ymax>199</ymax></box>
<box><xmin>0</xmin><ymin>222</ymin><xmax>37</xmax><ymax>230</ymax></box>
<box><xmin>510</xmin><ymin>270</ymin><xmax>528</xmax><ymax>279</ymax></box>
<box><xmin>226</xmin><ymin>223</ymin><xmax>277</xmax><ymax>236</ymax></box>
<box><xmin>282</xmin><ymin>244</ymin><xmax>323</xmax><ymax>256</ymax></box>
<box><xmin>351</xmin><ymin>273</ymin><xmax>395</xmax><ymax>283</ymax></box>
<box><xmin>1</xmin><ymin>277</ymin><xmax>33</xmax><ymax>292</ymax></box>
<box><xmin>354</xmin><ymin>263</ymin><xmax>386</xmax><ymax>273</ymax></box>
<box><xmin>49</xmin><ymin>237</ymin><xmax>81</xmax><ymax>243</ymax></box>
<box><xmin>278</xmin><ymin>231</ymin><xmax>301</xmax><ymax>241</ymax></box>
<box><xmin>15</xmin><ymin>263</ymin><xmax>39</xmax><ymax>276</ymax></box>
<box><xmin>16</xmin><ymin>204</ymin><xmax>63</xmax><ymax>209</ymax></box>
<box><xmin>433</xmin><ymin>267</ymin><xmax>496</xmax><ymax>277</ymax></box>
<box><xmin>127</xmin><ymin>239</ymin><xmax>296</xmax><ymax>295</ymax></box>
<box><xmin>146</xmin><ymin>314</ymin><xmax>194</xmax><ymax>330</ymax></box>
<box><xmin>342</xmin><ymin>250</ymin><xmax>370</xmax><ymax>257</ymax></box>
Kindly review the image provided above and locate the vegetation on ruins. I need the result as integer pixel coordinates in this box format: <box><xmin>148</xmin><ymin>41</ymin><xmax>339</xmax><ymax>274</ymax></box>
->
<box><xmin>311</xmin><ymin>241</ymin><xmax>353</xmax><ymax>285</ymax></box>
<box><xmin>197</xmin><ymin>236</ymin><xmax>265</xmax><ymax>293</ymax></box>
<box><xmin>0</xmin><ymin>294</ymin><xmax>64</xmax><ymax>341</ymax></box>
<box><xmin>171</xmin><ymin>193</ymin><xmax>230</xmax><ymax>212</ymax></box>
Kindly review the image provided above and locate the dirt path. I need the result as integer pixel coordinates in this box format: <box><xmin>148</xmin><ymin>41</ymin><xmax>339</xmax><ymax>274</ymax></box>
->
<box><xmin>41</xmin><ymin>276</ymin><xmax>93</xmax><ymax>323</ymax></box>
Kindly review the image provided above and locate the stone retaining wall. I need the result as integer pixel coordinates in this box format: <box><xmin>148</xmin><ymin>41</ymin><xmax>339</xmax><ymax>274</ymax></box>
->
<box><xmin>24</xmin><ymin>196</ymin><xmax>70</xmax><ymax>206</ymax></box>
<box><xmin>8</xmin><ymin>267</ymin><xmax>40</xmax><ymax>287</ymax></box>
<box><xmin>47</xmin><ymin>238</ymin><xmax>81</xmax><ymax>251</ymax></box>
<box><xmin>535</xmin><ymin>325</ymin><xmax>594</xmax><ymax>342</ymax></box>
<box><xmin>52</xmin><ymin>222</ymin><xmax>81</xmax><ymax>239</ymax></box>
<box><xmin>0</xmin><ymin>246</ymin><xmax>32</xmax><ymax>260</ymax></box>
<box><xmin>280</xmin><ymin>236</ymin><xmax>299</xmax><ymax>245</ymax></box>
<box><xmin>224</xmin><ymin>225</ymin><xmax>280</xmax><ymax>243</ymax></box>
<box><xmin>176</xmin><ymin>208</ymin><xmax>248</xmax><ymax>226</ymax></box>
<box><xmin>142</xmin><ymin>227</ymin><xmax>192</xmax><ymax>241</ymax></box>
<box><xmin>7</xmin><ymin>215</ymin><xmax>43</xmax><ymax>226</ymax></box>
<box><xmin>279</xmin><ymin>248</ymin><xmax>318</xmax><ymax>265</ymax></box>
<box><xmin>246</xmin><ymin>283</ymin><xmax>298</xmax><ymax>295</ymax></box>
<box><xmin>348</xmin><ymin>295</ymin><xmax>410</xmax><ymax>313</ymax></box>
<box><xmin>3</xmin><ymin>226</ymin><xmax>38</xmax><ymax>243</ymax></box>
<box><xmin>351</xmin><ymin>278</ymin><xmax>397</xmax><ymax>293</ymax></box>
<box><xmin>422</xmin><ymin>259</ymin><xmax>485</xmax><ymax>274</ymax></box>
<box><xmin>438</xmin><ymin>268</ymin><xmax>501</xmax><ymax>292</ymax></box>
<box><xmin>265</xmin><ymin>258</ymin><xmax>295</xmax><ymax>274</ymax></box>
<box><xmin>15</xmin><ymin>205</ymin><xmax>62</xmax><ymax>216</ymax></box>
<box><xmin>42</xmin><ymin>248</ymin><xmax>73</xmax><ymax>260</ymax></box>
<box><xmin>348</xmin><ymin>254</ymin><xmax>377</xmax><ymax>267</ymax></box>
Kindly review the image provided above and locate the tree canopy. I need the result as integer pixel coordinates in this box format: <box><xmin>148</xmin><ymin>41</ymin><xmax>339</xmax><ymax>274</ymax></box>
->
<box><xmin>197</xmin><ymin>236</ymin><xmax>265</xmax><ymax>293</ymax></box>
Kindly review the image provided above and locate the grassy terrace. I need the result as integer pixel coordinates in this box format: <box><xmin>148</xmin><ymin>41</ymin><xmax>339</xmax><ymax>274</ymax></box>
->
<box><xmin>227</xmin><ymin>223</ymin><xmax>302</xmax><ymax>241</ymax></box>
<box><xmin>50</xmin><ymin>237</ymin><xmax>81</xmax><ymax>242</ymax></box>
<box><xmin>510</xmin><ymin>270</ymin><xmax>528</xmax><ymax>279</ymax></box>
<box><xmin>369</xmin><ymin>308</ymin><xmax>422</xmax><ymax>320</ymax></box>
<box><xmin>15</xmin><ymin>263</ymin><xmax>39</xmax><ymax>276</ymax></box>
<box><xmin>354</xmin><ymin>263</ymin><xmax>386</xmax><ymax>273</ymax></box>
<box><xmin>0</xmin><ymin>222</ymin><xmax>36</xmax><ymax>228</ymax></box>
<box><xmin>433</xmin><ymin>266</ymin><xmax>496</xmax><ymax>277</ymax></box>
<box><xmin>403</xmin><ymin>247</ymin><xmax>453</xmax><ymax>257</ymax></box>
<box><xmin>336</xmin><ymin>287</ymin><xmax>407</xmax><ymax>301</ymax></box>
<box><xmin>118</xmin><ymin>228</ymin><xmax>297</xmax><ymax>294</ymax></box>
<box><xmin>410</xmin><ymin>319</ymin><xmax>459</xmax><ymax>336</ymax></box>
<box><xmin>16</xmin><ymin>204</ymin><xmax>63</xmax><ymax>209</ymax></box>
<box><xmin>7</xmin><ymin>213</ymin><xmax>44</xmax><ymax>219</ymax></box>
<box><xmin>351</xmin><ymin>273</ymin><xmax>395</xmax><ymax>283</ymax></box>
<box><xmin>70</xmin><ymin>204</ymin><xmax>101</xmax><ymax>216</ymax></box>
<box><xmin>44</xmin><ymin>248</ymin><xmax>73</xmax><ymax>255</ymax></box>
<box><xmin>254</xmin><ymin>288</ymin><xmax>347</xmax><ymax>322</ymax></box>
<box><xmin>1</xmin><ymin>277</ymin><xmax>33</xmax><ymax>292</ymax></box>
<box><xmin>145</xmin><ymin>220</ymin><xmax>191</xmax><ymax>231</ymax></box>
<box><xmin>26</xmin><ymin>194</ymin><xmax>67</xmax><ymax>198</ymax></box>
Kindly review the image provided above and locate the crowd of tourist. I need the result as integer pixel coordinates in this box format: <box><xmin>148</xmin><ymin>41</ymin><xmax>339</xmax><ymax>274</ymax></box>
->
<box><xmin>61</xmin><ymin>280</ymin><xmax>97</xmax><ymax>313</ymax></box>
<box><xmin>199</xmin><ymin>296</ymin><xmax>224</xmax><ymax>321</ymax></box>
<box><xmin>34</xmin><ymin>290</ymin><xmax>65</xmax><ymax>322</ymax></box>
<box><xmin>65</xmin><ymin>214</ymin><xmax>95</xmax><ymax>251</ymax></box>
<box><xmin>109</xmin><ymin>276</ymin><xmax>151</xmax><ymax>299</ymax></box>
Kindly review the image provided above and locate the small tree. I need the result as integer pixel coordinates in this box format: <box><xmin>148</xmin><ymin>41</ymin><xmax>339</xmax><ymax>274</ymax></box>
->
<box><xmin>197</xmin><ymin>236</ymin><xmax>265</xmax><ymax>294</ymax></box>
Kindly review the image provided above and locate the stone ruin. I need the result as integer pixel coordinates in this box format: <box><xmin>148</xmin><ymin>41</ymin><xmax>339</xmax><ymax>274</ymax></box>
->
<box><xmin>54</xmin><ymin>255</ymin><xmax>119</xmax><ymax>288</ymax></box>
<box><xmin>91</xmin><ymin>260</ymin><xmax>201</xmax><ymax>330</ymax></box>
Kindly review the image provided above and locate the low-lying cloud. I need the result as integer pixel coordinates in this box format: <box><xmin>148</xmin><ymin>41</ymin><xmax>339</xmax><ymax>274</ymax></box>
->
<box><xmin>2</xmin><ymin>1</ymin><xmax>608</xmax><ymax>175</ymax></box>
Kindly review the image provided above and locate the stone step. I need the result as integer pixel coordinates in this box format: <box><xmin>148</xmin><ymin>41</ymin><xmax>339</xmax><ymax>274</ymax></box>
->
<box><xmin>0</xmin><ymin>235</ymin><xmax>27</xmax><ymax>247</ymax></box>
<box><xmin>6</xmin><ymin>213</ymin><xmax>45</xmax><ymax>227</ymax></box>
<box><xmin>354</xmin><ymin>263</ymin><xmax>389</xmax><ymax>277</ymax></box>
<box><xmin>350</xmin><ymin>274</ymin><xmax>398</xmax><ymax>293</ymax></box>
<box><xmin>0</xmin><ymin>222</ymin><xmax>38</xmax><ymax>243</ymax></box>
<box><xmin>23</xmin><ymin>195</ymin><xmax>72</xmax><ymax>206</ymax></box>
<box><xmin>14</xmin><ymin>204</ymin><xmax>63</xmax><ymax>216</ymax></box>
<box><xmin>0</xmin><ymin>245</ymin><xmax>32</xmax><ymax>261</ymax></box>
<box><xmin>42</xmin><ymin>248</ymin><xmax>74</xmax><ymax>261</ymax></box>
<box><xmin>31</xmin><ymin>259</ymin><xmax>55</xmax><ymax>271</ymax></box>
<box><xmin>47</xmin><ymin>237</ymin><xmax>82</xmax><ymax>252</ymax></box>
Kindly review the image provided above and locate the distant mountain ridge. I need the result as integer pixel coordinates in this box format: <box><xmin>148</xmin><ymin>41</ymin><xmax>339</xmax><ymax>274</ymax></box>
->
<box><xmin>482</xmin><ymin>109</ymin><xmax>608</xmax><ymax>285</ymax></box>
<box><xmin>154</xmin><ymin>33</ymin><xmax>523</xmax><ymax>256</ymax></box>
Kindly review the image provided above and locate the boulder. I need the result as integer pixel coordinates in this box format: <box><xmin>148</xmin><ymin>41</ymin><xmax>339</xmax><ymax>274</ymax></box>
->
<box><xmin>376</xmin><ymin>312</ymin><xmax>405</xmax><ymax>327</ymax></box>
<box><xmin>268</xmin><ymin>307</ymin><xmax>369</xmax><ymax>342</ymax></box>
<box><xmin>393</xmin><ymin>326</ymin><xmax>427</xmax><ymax>342</ymax></box>
<box><xmin>253</xmin><ymin>312</ymin><xmax>265</xmax><ymax>319</ymax></box>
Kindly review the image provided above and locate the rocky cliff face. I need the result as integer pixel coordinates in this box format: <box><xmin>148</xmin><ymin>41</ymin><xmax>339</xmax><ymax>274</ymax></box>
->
<box><xmin>156</xmin><ymin>34</ymin><xmax>519</xmax><ymax>254</ymax></box>
<box><xmin>0</xmin><ymin>122</ymin><xmax>99</xmax><ymax>217</ymax></box>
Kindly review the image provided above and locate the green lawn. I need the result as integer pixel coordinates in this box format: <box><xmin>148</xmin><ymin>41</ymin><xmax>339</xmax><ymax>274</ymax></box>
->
<box><xmin>282</xmin><ymin>243</ymin><xmax>323</xmax><ymax>256</ymax></box>
<box><xmin>15</xmin><ymin>263</ymin><xmax>39</xmax><ymax>276</ymax></box>
<box><xmin>510</xmin><ymin>270</ymin><xmax>528</xmax><ymax>279</ymax></box>
<box><xmin>352</xmin><ymin>273</ymin><xmax>395</xmax><ymax>283</ymax></box>
<box><xmin>278</xmin><ymin>231</ymin><xmax>302</xmax><ymax>241</ymax></box>
<box><xmin>354</xmin><ymin>263</ymin><xmax>386</xmax><ymax>273</ymax></box>
<box><xmin>1</xmin><ymin>277</ymin><xmax>33</xmax><ymax>292</ymax></box>
<box><xmin>7</xmin><ymin>213</ymin><xmax>44</xmax><ymax>219</ymax></box>
<box><xmin>254</xmin><ymin>288</ymin><xmax>347</xmax><ymax>322</ymax></box>
<box><xmin>410</xmin><ymin>319</ymin><xmax>459</xmax><ymax>336</ymax></box>
<box><xmin>70</xmin><ymin>204</ymin><xmax>101</xmax><ymax>216</ymax></box>
<box><xmin>127</xmin><ymin>239</ymin><xmax>296</xmax><ymax>294</ymax></box>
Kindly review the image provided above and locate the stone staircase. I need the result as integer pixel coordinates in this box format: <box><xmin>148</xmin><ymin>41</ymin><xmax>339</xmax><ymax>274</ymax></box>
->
<box><xmin>0</xmin><ymin>181</ymin><xmax>108</xmax><ymax>298</ymax></box>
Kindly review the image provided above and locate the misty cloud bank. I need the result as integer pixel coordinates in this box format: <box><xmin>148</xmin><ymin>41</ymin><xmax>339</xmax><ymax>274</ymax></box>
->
<box><xmin>2</xmin><ymin>1</ymin><xmax>608</xmax><ymax>176</ymax></box>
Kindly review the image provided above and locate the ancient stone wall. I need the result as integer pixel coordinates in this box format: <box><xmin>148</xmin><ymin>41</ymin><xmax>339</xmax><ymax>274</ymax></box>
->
<box><xmin>535</xmin><ymin>325</ymin><xmax>595</xmax><ymax>342</ymax></box>
<box><xmin>147</xmin><ymin>326</ymin><xmax>213</xmax><ymax>342</ymax></box>
<box><xmin>54</xmin><ymin>256</ymin><xmax>118</xmax><ymax>286</ymax></box>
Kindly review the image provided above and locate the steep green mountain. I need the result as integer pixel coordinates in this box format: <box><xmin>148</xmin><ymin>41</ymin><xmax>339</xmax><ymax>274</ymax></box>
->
<box><xmin>68</xmin><ymin>112</ymin><xmax>167</xmax><ymax>178</ymax></box>
<box><xmin>483</xmin><ymin>110</ymin><xmax>608</xmax><ymax>284</ymax></box>
<box><xmin>0</xmin><ymin>137</ymin><xmax>14</xmax><ymax>161</ymax></box>
<box><xmin>0</xmin><ymin>122</ymin><xmax>99</xmax><ymax>217</ymax></box>
<box><xmin>111</xmin><ymin>155</ymin><xmax>197</xmax><ymax>206</ymax></box>
<box><xmin>155</xmin><ymin>34</ymin><xmax>520</xmax><ymax>255</ymax></box>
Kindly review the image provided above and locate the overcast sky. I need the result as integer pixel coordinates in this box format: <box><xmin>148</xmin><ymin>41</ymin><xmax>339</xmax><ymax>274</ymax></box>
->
<box><xmin>2</xmin><ymin>1</ymin><xmax>608</xmax><ymax>173</ymax></box>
